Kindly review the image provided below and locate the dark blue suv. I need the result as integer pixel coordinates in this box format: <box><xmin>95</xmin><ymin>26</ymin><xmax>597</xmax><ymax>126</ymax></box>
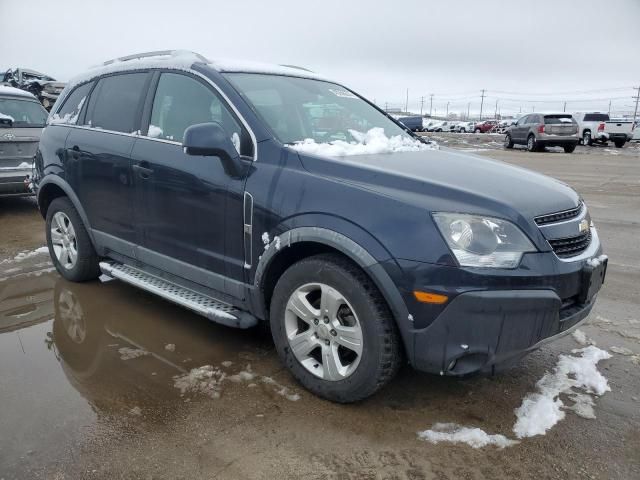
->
<box><xmin>34</xmin><ymin>51</ymin><xmax>606</xmax><ymax>402</ymax></box>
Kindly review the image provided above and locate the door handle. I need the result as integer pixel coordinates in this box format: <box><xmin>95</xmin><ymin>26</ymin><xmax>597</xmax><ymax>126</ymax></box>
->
<box><xmin>70</xmin><ymin>145</ymin><xmax>80</xmax><ymax>160</ymax></box>
<box><xmin>133</xmin><ymin>163</ymin><xmax>153</xmax><ymax>179</ymax></box>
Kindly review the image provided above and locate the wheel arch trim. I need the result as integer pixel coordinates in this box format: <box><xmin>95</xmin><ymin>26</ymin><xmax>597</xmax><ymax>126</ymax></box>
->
<box><xmin>37</xmin><ymin>175</ymin><xmax>96</xmax><ymax>248</ymax></box>
<box><xmin>253</xmin><ymin>226</ymin><xmax>414</xmax><ymax>360</ymax></box>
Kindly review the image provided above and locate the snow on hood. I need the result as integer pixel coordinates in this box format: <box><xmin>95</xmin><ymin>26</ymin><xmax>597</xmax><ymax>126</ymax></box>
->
<box><xmin>288</xmin><ymin>127</ymin><xmax>438</xmax><ymax>157</ymax></box>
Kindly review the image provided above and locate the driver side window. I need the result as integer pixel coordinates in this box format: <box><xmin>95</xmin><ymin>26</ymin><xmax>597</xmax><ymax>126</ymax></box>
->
<box><xmin>147</xmin><ymin>73</ymin><xmax>253</xmax><ymax>157</ymax></box>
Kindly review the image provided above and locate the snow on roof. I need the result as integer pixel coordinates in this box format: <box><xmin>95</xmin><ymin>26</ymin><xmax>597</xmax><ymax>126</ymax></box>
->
<box><xmin>0</xmin><ymin>85</ymin><xmax>37</xmax><ymax>99</ymax></box>
<box><xmin>64</xmin><ymin>50</ymin><xmax>328</xmax><ymax>95</ymax></box>
<box><xmin>209</xmin><ymin>59</ymin><xmax>328</xmax><ymax>81</ymax></box>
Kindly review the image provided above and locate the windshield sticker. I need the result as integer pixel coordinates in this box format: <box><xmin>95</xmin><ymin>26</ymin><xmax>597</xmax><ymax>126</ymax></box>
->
<box><xmin>329</xmin><ymin>89</ymin><xmax>358</xmax><ymax>99</ymax></box>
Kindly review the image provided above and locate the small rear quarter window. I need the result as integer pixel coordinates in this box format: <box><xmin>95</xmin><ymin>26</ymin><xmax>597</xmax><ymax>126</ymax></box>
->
<box><xmin>50</xmin><ymin>81</ymin><xmax>93</xmax><ymax>125</ymax></box>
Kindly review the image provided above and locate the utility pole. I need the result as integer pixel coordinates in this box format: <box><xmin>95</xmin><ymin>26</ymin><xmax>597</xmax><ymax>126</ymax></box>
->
<box><xmin>632</xmin><ymin>86</ymin><xmax>640</xmax><ymax>124</ymax></box>
<box><xmin>563</xmin><ymin>101</ymin><xmax>567</xmax><ymax>112</ymax></box>
<box><xmin>429</xmin><ymin>94</ymin><xmax>434</xmax><ymax>117</ymax></box>
<box><xmin>446</xmin><ymin>101</ymin><xmax>450</xmax><ymax>118</ymax></box>
<box><xmin>420</xmin><ymin>96</ymin><xmax>425</xmax><ymax>115</ymax></box>
<box><xmin>479</xmin><ymin>89</ymin><xmax>486</xmax><ymax>120</ymax></box>
<box><xmin>467</xmin><ymin>102</ymin><xmax>470</xmax><ymax>120</ymax></box>
<box><xmin>405</xmin><ymin>88</ymin><xmax>409</xmax><ymax>113</ymax></box>
<box><xmin>608</xmin><ymin>99</ymin><xmax>612</xmax><ymax>116</ymax></box>
<box><xmin>384</xmin><ymin>102</ymin><xmax>388</xmax><ymax>112</ymax></box>
<box><xmin>494</xmin><ymin>99</ymin><xmax>498</xmax><ymax>119</ymax></box>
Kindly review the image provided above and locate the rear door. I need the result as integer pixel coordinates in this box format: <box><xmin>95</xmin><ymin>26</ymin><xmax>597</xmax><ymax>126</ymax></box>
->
<box><xmin>66</xmin><ymin>72</ymin><xmax>150</xmax><ymax>256</ymax></box>
<box><xmin>131</xmin><ymin>71</ymin><xmax>254</xmax><ymax>293</ymax></box>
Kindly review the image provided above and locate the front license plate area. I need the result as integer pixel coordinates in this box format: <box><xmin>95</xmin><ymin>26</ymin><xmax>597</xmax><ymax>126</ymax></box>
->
<box><xmin>579</xmin><ymin>258</ymin><xmax>608</xmax><ymax>304</ymax></box>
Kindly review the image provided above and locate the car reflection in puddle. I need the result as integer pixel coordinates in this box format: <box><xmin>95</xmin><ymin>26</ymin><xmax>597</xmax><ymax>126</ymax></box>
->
<box><xmin>1</xmin><ymin>267</ymin><xmax>291</xmax><ymax>464</ymax></box>
<box><xmin>51</xmin><ymin>276</ymin><xmax>282</xmax><ymax>410</ymax></box>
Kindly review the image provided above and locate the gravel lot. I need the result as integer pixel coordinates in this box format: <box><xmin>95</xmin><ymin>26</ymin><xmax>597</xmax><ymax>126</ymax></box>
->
<box><xmin>1</xmin><ymin>138</ymin><xmax>639</xmax><ymax>479</ymax></box>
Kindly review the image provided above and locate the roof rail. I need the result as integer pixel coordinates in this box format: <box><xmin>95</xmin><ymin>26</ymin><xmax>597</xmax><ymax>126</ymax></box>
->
<box><xmin>279</xmin><ymin>64</ymin><xmax>314</xmax><ymax>73</ymax></box>
<box><xmin>102</xmin><ymin>50</ymin><xmax>209</xmax><ymax>66</ymax></box>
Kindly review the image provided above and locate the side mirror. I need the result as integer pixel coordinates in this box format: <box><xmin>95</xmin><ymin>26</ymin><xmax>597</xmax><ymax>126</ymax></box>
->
<box><xmin>183</xmin><ymin>122</ymin><xmax>246</xmax><ymax>178</ymax></box>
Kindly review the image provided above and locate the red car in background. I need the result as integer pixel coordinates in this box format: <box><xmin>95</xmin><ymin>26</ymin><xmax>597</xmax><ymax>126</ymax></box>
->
<box><xmin>473</xmin><ymin>120</ymin><xmax>498</xmax><ymax>133</ymax></box>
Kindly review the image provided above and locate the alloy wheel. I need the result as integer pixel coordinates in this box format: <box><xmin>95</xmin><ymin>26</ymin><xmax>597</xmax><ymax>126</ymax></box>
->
<box><xmin>284</xmin><ymin>283</ymin><xmax>363</xmax><ymax>381</ymax></box>
<box><xmin>51</xmin><ymin>212</ymin><xmax>78</xmax><ymax>270</ymax></box>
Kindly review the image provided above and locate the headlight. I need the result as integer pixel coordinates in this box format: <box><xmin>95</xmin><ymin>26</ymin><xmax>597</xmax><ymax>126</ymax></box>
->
<box><xmin>433</xmin><ymin>213</ymin><xmax>536</xmax><ymax>268</ymax></box>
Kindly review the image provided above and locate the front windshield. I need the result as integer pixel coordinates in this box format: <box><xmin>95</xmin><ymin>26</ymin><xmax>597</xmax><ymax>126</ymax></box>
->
<box><xmin>224</xmin><ymin>73</ymin><xmax>410</xmax><ymax>145</ymax></box>
<box><xmin>0</xmin><ymin>98</ymin><xmax>47</xmax><ymax>127</ymax></box>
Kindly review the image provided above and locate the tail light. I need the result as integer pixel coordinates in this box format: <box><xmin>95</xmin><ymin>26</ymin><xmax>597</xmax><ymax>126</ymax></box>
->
<box><xmin>537</xmin><ymin>124</ymin><xmax>545</xmax><ymax>134</ymax></box>
<box><xmin>597</xmin><ymin>122</ymin><xmax>605</xmax><ymax>132</ymax></box>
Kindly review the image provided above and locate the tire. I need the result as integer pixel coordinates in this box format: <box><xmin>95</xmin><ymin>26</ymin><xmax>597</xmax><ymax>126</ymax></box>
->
<box><xmin>583</xmin><ymin>130</ymin><xmax>593</xmax><ymax>146</ymax></box>
<box><xmin>474</xmin><ymin>128</ymin><xmax>481</xmax><ymax>133</ymax></box>
<box><xmin>614</xmin><ymin>139</ymin><xmax>625</xmax><ymax>148</ymax></box>
<box><xmin>460</xmin><ymin>128</ymin><xmax>466</xmax><ymax>133</ymax></box>
<box><xmin>526</xmin><ymin>134</ymin><xmax>538</xmax><ymax>152</ymax></box>
<box><xmin>45</xmin><ymin>197</ymin><xmax>100</xmax><ymax>282</ymax></box>
<box><xmin>270</xmin><ymin>253</ymin><xmax>402</xmax><ymax>403</ymax></box>
<box><xmin>564</xmin><ymin>144</ymin><xmax>576</xmax><ymax>153</ymax></box>
<box><xmin>504</xmin><ymin>134</ymin><xmax>514</xmax><ymax>149</ymax></box>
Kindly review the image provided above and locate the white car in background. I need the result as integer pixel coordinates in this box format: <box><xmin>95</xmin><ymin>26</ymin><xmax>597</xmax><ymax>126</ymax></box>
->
<box><xmin>454</xmin><ymin>121</ymin><xmax>474</xmax><ymax>133</ymax></box>
<box><xmin>426</xmin><ymin>121</ymin><xmax>444</xmax><ymax>132</ymax></box>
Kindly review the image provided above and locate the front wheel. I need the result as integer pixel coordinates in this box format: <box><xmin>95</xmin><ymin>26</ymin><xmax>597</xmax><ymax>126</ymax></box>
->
<box><xmin>270</xmin><ymin>254</ymin><xmax>402</xmax><ymax>403</ymax></box>
<box><xmin>474</xmin><ymin>128</ymin><xmax>481</xmax><ymax>133</ymax></box>
<box><xmin>564</xmin><ymin>144</ymin><xmax>576</xmax><ymax>153</ymax></box>
<box><xmin>504</xmin><ymin>134</ymin><xmax>514</xmax><ymax>149</ymax></box>
<box><xmin>46</xmin><ymin>197</ymin><xmax>100</xmax><ymax>282</ymax></box>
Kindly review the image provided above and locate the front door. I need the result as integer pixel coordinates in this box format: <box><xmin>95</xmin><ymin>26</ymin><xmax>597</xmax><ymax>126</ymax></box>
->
<box><xmin>131</xmin><ymin>72</ymin><xmax>254</xmax><ymax>293</ymax></box>
<box><xmin>512</xmin><ymin>115</ymin><xmax>530</xmax><ymax>143</ymax></box>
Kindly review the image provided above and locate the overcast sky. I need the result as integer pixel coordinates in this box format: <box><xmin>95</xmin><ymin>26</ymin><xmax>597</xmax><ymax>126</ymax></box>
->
<box><xmin>1</xmin><ymin>0</ymin><xmax>638</xmax><ymax>116</ymax></box>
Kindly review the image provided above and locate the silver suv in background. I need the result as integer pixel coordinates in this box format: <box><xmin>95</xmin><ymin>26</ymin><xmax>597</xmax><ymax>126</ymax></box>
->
<box><xmin>0</xmin><ymin>86</ymin><xmax>48</xmax><ymax>196</ymax></box>
<box><xmin>505</xmin><ymin>113</ymin><xmax>579</xmax><ymax>153</ymax></box>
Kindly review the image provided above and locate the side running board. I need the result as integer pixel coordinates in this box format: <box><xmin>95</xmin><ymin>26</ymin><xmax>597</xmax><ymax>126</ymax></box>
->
<box><xmin>99</xmin><ymin>262</ymin><xmax>257</xmax><ymax>329</ymax></box>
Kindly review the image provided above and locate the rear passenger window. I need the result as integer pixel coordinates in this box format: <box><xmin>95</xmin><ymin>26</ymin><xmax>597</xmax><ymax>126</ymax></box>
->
<box><xmin>50</xmin><ymin>81</ymin><xmax>93</xmax><ymax>125</ymax></box>
<box><xmin>147</xmin><ymin>73</ymin><xmax>253</xmax><ymax>157</ymax></box>
<box><xmin>86</xmin><ymin>73</ymin><xmax>147</xmax><ymax>133</ymax></box>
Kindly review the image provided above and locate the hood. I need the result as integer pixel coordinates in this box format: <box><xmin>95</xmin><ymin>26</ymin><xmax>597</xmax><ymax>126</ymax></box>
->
<box><xmin>296</xmin><ymin>147</ymin><xmax>580</xmax><ymax>224</ymax></box>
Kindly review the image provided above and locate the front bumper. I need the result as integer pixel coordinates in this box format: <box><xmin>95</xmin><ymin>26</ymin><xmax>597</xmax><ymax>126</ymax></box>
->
<box><xmin>388</xmin><ymin>239</ymin><xmax>604</xmax><ymax>375</ymax></box>
<box><xmin>412</xmin><ymin>289</ymin><xmax>594</xmax><ymax>376</ymax></box>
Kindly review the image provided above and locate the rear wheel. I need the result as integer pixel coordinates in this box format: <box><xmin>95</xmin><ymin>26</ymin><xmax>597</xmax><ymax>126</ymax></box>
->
<box><xmin>270</xmin><ymin>254</ymin><xmax>402</xmax><ymax>403</ymax></box>
<box><xmin>504</xmin><ymin>134</ymin><xmax>514</xmax><ymax>149</ymax></box>
<box><xmin>563</xmin><ymin>144</ymin><xmax>576</xmax><ymax>153</ymax></box>
<box><xmin>474</xmin><ymin>128</ymin><xmax>481</xmax><ymax>133</ymax></box>
<box><xmin>614</xmin><ymin>139</ymin><xmax>625</xmax><ymax>148</ymax></box>
<box><xmin>46</xmin><ymin>197</ymin><xmax>100</xmax><ymax>282</ymax></box>
<box><xmin>526</xmin><ymin>134</ymin><xmax>538</xmax><ymax>152</ymax></box>
<box><xmin>583</xmin><ymin>130</ymin><xmax>593</xmax><ymax>146</ymax></box>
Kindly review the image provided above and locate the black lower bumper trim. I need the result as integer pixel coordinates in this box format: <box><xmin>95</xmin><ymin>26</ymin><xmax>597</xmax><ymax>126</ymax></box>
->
<box><xmin>412</xmin><ymin>289</ymin><xmax>594</xmax><ymax>376</ymax></box>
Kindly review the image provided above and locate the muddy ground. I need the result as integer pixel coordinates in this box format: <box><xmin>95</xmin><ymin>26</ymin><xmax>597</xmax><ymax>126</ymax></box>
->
<box><xmin>1</xmin><ymin>137</ymin><xmax>639</xmax><ymax>479</ymax></box>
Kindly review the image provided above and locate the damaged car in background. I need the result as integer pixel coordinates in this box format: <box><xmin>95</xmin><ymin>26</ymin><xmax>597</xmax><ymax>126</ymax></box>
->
<box><xmin>0</xmin><ymin>86</ymin><xmax>48</xmax><ymax>196</ymax></box>
<box><xmin>1</xmin><ymin>68</ymin><xmax>66</xmax><ymax>110</ymax></box>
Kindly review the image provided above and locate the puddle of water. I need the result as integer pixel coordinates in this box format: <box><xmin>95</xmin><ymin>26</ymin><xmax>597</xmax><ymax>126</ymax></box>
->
<box><xmin>0</xmin><ymin>263</ymin><xmax>280</xmax><ymax>476</ymax></box>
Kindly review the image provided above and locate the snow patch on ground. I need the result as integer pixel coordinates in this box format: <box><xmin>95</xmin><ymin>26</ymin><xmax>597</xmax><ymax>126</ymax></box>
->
<box><xmin>118</xmin><ymin>347</ymin><xmax>150</xmax><ymax>361</ymax></box>
<box><xmin>165</xmin><ymin>343</ymin><xmax>176</xmax><ymax>352</ymax></box>
<box><xmin>289</xmin><ymin>127</ymin><xmax>438</xmax><ymax>157</ymax></box>
<box><xmin>419</xmin><ymin>346</ymin><xmax>612</xmax><ymax>449</ymax></box>
<box><xmin>610</xmin><ymin>346</ymin><xmax>633</xmax><ymax>355</ymax></box>
<box><xmin>572</xmin><ymin>329</ymin><xmax>596</xmax><ymax>346</ymax></box>
<box><xmin>0</xmin><ymin>246</ymin><xmax>49</xmax><ymax>265</ymax></box>
<box><xmin>418</xmin><ymin>423</ymin><xmax>518</xmax><ymax>449</ymax></box>
<box><xmin>513</xmin><ymin>346</ymin><xmax>611</xmax><ymax>438</ymax></box>
<box><xmin>173</xmin><ymin>363</ymin><xmax>300</xmax><ymax>401</ymax></box>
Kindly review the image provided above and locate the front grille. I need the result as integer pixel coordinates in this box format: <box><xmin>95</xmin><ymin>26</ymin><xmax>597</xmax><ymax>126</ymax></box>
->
<box><xmin>534</xmin><ymin>202</ymin><xmax>583</xmax><ymax>226</ymax></box>
<box><xmin>548</xmin><ymin>230</ymin><xmax>592</xmax><ymax>258</ymax></box>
